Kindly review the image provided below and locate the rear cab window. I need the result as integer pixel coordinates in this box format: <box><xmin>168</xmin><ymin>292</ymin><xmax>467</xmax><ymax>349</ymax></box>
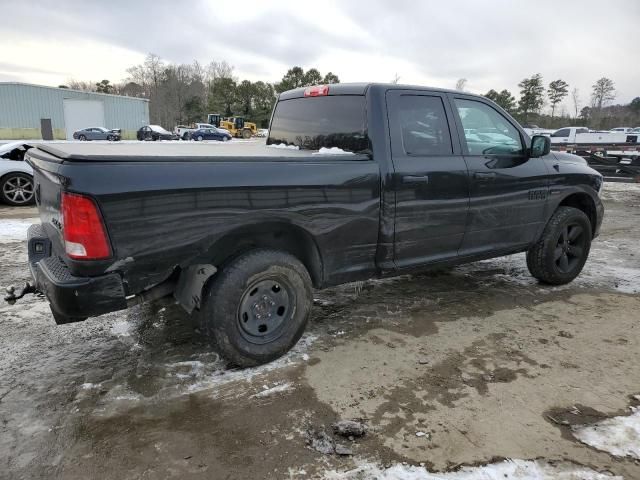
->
<box><xmin>267</xmin><ymin>96</ymin><xmax>369</xmax><ymax>153</ymax></box>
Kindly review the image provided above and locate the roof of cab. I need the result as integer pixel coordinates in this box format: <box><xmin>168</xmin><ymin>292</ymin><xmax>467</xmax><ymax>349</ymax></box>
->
<box><xmin>278</xmin><ymin>82</ymin><xmax>477</xmax><ymax>100</ymax></box>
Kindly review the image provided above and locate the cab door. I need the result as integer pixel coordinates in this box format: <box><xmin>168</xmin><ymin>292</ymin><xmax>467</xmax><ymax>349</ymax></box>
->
<box><xmin>387</xmin><ymin>90</ymin><xmax>470</xmax><ymax>268</ymax></box>
<box><xmin>449</xmin><ymin>95</ymin><xmax>550</xmax><ymax>256</ymax></box>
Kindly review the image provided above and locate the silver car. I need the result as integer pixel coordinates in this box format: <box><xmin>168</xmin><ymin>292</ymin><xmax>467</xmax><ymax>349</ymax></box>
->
<box><xmin>72</xmin><ymin>127</ymin><xmax>121</xmax><ymax>141</ymax></box>
<box><xmin>0</xmin><ymin>142</ymin><xmax>35</xmax><ymax>206</ymax></box>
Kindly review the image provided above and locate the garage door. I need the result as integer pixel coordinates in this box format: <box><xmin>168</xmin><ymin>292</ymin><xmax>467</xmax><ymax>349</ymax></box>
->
<box><xmin>63</xmin><ymin>99</ymin><xmax>105</xmax><ymax>140</ymax></box>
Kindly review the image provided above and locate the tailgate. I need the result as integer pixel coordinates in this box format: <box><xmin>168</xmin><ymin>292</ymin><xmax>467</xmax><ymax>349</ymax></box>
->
<box><xmin>25</xmin><ymin>147</ymin><xmax>66</xmax><ymax>258</ymax></box>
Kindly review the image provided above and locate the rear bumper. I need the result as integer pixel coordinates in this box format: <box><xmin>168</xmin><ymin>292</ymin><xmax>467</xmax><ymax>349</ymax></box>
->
<box><xmin>28</xmin><ymin>224</ymin><xmax>127</xmax><ymax>319</ymax></box>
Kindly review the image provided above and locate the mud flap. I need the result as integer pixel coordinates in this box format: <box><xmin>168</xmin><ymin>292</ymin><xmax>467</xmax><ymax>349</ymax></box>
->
<box><xmin>174</xmin><ymin>264</ymin><xmax>217</xmax><ymax>313</ymax></box>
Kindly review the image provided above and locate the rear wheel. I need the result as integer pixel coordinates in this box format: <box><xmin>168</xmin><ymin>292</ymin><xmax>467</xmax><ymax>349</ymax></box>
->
<box><xmin>198</xmin><ymin>249</ymin><xmax>312</xmax><ymax>367</ymax></box>
<box><xmin>1</xmin><ymin>173</ymin><xmax>35</xmax><ymax>206</ymax></box>
<box><xmin>526</xmin><ymin>206</ymin><xmax>592</xmax><ymax>285</ymax></box>
<box><xmin>78</xmin><ymin>134</ymin><xmax>86</xmax><ymax>141</ymax></box>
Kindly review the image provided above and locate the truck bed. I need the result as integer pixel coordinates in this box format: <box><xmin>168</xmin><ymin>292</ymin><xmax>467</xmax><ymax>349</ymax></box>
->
<box><xmin>31</xmin><ymin>141</ymin><xmax>369</xmax><ymax>162</ymax></box>
<box><xmin>26</xmin><ymin>141</ymin><xmax>381</xmax><ymax>298</ymax></box>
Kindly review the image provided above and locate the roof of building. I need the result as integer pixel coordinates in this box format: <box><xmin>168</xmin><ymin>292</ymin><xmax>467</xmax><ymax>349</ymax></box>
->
<box><xmin>0</xmin><ymin>82</ymin><xmax>149</xmax><ymax>102</ymax></box>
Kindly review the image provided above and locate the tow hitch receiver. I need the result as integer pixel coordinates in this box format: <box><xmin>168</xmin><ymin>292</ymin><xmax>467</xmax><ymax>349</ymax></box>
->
<box><xmin>4</xmin><ymin>282</ymin><xmax>38</xmax><ymax>304</ymax></box>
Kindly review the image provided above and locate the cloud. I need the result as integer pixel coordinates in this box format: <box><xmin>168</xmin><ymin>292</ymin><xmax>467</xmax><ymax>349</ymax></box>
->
<box><xmin>2</xmin><ymin>0</ymin><xmax>639</xmax><ymax>103</ymax></box>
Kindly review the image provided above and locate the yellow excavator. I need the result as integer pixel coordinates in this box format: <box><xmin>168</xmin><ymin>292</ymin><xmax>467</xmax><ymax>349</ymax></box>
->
<box><xmin>207</xmin><ymin>113</ymin><xmax>257</xmax><ymax>139</ymax></box>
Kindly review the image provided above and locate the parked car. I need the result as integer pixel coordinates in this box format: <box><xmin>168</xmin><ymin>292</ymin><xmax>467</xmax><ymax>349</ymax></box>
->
<box><xmin>19</xmin><ymin>83</ymin><xmax>604</xmax><ymax>367</ymax></box>
<box><xmin>175</xmin><ymin>123</ymin><xmax>226</xmax><ymax>140</ymax></box>
<box><xmin>191</xmin><ymin>128</ymin><xmax>232</xmax><ymax>142</ymax></box>
<box><xmin>256</xmin><ymin>128</ymin><xmax>269</xmax><ymax>137</ymax></box>
<box><xmin>136</xmin><ymin>125</ymin><xmax>178</xmax><ymax>141</ymax></box>
<box><xmin>0</xmin><ymin>142</ymin><xmax>35</xmax><ymax>206</ymax></box>
<box><xmin>73</xmin><ymin>127</ymin><xmax>121</xmax><ymax>141</ymax></box>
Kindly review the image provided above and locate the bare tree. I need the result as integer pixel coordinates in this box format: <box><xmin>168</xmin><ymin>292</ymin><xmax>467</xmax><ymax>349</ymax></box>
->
<box><xmin>455</xmin><ymin>78</ymin><xmax>467</xmax><ymax>91</ymax></box>
<box><xmin>591</xmin><ymin>77</ymin><xmax>616</xmax><ymax>110</ymax></box>
<box><xmin>547</xmin><ymin>79</ymin><xmax>569</xmax><ymax>118</ymax></box>
<box><xmin>571</xmin><ymin>88</ymin><xmax>580</xmax><ymax>119</ymax></box>
<box><xmin>67</xmin><ymin>79</ymin><xmax>96</xmax><ymax>92</ymax></box>
<box><xmin>391</xmin><ymin>73</ymin><xmax>401</xmax><ymax>84</ymax></box>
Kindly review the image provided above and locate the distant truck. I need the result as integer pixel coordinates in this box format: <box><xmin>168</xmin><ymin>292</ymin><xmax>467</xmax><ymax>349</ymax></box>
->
<box><xmin>550</xmin><ymin>127</ymin><xmax>639</xmax><ymax>145</ymax></box>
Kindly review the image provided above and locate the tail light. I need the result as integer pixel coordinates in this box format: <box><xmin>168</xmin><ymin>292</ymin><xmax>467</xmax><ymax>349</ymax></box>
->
<box><xmin>304</xmin><ymin>85</ymin><xmax>329</xmax><ymax>97</ymax></box>
<box><xmin>61</xmin><ymin>192</ymin><xmax>111</xmax><ymax>260</ymax></box>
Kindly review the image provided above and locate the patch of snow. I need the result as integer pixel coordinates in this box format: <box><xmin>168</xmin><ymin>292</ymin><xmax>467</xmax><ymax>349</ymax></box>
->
<box><xmin>177</xmin><ymin>333</ymin><xmax>317</xmax><ymax>399</ymax></box>
<box><xmin>80</xmin><ymin>383</ymin><xmax>98</xmax><ymax>390</ymax></box>
<box><xmin>250</xmin><ymin>382</ymin><xmax>293</xmax><ymax>398</ymax></box>
<box><xmin>0</xmin><ymin>218</ymin><xmax>39</xmax><ymax>244</ymax></box>
<box><xmin>324</xmin><ymin>459</ymin><xmax>621</xmax><ymax>479</ymax></box>
<box><xmin>267</xmin><ymin>143</ymin><xmax>299</xmax><ymax>150</ymax></box>
<box><xmin>110</xmin><ymin>320</ymin><xmax>132</xmax><ymax>337</ymax></box>
<box><xmin>415</xmin><ymin>431</ymin><xmax>428</xmax><ymax>438</ymax></box>
<box><xmin>572</xmin><ymin>407</ymin><xmax>640</xmax><ymax>459</ymax></box>
<box><xmin>312</xmin><ymin>147</ymin><xmax>355</xmax><ymax>156</ymax></box>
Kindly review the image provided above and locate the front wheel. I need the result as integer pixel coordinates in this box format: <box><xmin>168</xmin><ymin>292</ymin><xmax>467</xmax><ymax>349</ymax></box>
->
<box><xmin>198</xmin><ymin>249</ymin><xmax>312</xmax><ymax>367</ymax></box>
<box><xmin>241</xmin><ymin>129</ymin><xmax>252</xmax><ymax>139</ymax></box>
<box><xmin>526</xmin><ymin>206</ymin><xmax>592</xmax><ymax>285</ymax></box>
<box><xmin>78</xmin><ymin>134</ymin><xmax>86</xmax><ymax>141</ymax></box>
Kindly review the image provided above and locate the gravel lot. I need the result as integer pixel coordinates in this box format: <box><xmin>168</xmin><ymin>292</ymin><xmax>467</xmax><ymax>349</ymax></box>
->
<box><xmin>1</xmin><ymin>183</ymin><xmax>639</xmax><ymax>479</ymax></box>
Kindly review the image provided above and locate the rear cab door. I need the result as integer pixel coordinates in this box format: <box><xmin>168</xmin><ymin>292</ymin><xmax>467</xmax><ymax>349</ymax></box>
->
<box><xmin>449</xmin><ymin>94</ymin><xmax>550</xmax><ymax>256</ymax></box>
<box><xmin>386</xmin><ymin>89</ymin><xmax>470</xmax><ymax>268</ymax></box>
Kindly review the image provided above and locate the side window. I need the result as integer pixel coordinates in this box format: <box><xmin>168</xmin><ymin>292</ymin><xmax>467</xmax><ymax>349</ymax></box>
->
<box><xmin>396</xmin><ymin>95</ymin><xmax>452</xmax><ymax>156</ymax></box>
<box><xmin>454</xmin><ymin>98</ymin><xmax>524</xmax><ymax>155</ymax></box>
<box><xmin>552</xmin><ymin>128</ymin><xmax>571</xmax><ymax>138</ymax></box>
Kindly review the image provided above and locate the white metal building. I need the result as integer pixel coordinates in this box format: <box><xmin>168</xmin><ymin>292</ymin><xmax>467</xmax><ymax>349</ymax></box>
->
<box><xmin>0</xmin><ymin>82</ymin><xmax>150</xmax><ymax>140</ymax></box>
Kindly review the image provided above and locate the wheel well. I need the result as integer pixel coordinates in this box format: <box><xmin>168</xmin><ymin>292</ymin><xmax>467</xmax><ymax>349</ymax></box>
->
<box><xmin>558</xmin><ymin>193</ymin><xmax>597</xmax><ymax>236</ymax></box>
<box><xmin>206</xmin><ymin>223</ymin><xmax>324</xmax><ymax>287</ymax></box>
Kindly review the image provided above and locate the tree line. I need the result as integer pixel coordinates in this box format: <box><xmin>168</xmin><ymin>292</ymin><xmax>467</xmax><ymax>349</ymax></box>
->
<box><xmin>61</xmin><ymin>55</ymin><xmax>638</xmax><ymax>131</ymax></box>
<box><xmin>61</xmin><ymin>54</ymin><xmax>340</xmax><ymax>129</ymax></box>
<box><xmin>480</xmin><ymin>74</ymin><xmax>639</xmax><ymax>130</ymax></box>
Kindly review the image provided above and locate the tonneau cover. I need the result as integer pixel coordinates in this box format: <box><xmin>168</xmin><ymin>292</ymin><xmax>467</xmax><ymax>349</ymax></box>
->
<box><xmin>28</xmin><ymin>141</ymin><xmax>368</xmax><ymax>163</ymax></box>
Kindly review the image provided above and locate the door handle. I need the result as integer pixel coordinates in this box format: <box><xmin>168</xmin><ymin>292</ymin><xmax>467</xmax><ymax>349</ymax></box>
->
<box><xmin>402</xmin><ymin>175</ymin><xmax>429</xmax><ymax>184</ymax></box>
<box><xmin>474</xmin><ymin>172</ymin><xmax>497</xmax><ymax>179</ymax></box>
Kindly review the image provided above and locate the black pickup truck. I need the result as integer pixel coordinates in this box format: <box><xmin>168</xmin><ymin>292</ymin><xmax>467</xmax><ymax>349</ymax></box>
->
<box><xmin>16</xmin><ymin>83</ymin><xmax>604</xmax><ymax>366</ymax></box>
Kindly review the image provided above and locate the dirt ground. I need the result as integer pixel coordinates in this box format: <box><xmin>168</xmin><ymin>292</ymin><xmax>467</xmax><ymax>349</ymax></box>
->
<box><xmin>1</xmin><ymin>183</ymin><xmax>639</xmax><ymax>479</ymax></box>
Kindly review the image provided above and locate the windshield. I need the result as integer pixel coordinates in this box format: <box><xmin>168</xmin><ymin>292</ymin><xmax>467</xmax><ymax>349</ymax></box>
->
<box><xmin>267</xmin><ymin>96</ymin><xmax>369</xmax><ymax>152</ymax></box>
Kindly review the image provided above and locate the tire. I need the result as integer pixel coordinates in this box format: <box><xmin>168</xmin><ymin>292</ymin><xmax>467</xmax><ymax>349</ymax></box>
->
<box><xmin>78</xmin><ymin>134</ymin><xmax>86</xmax><ymax>141</ymax></box>
<box><xmin>107</xmin><ymin>135</ymin><xmax>114</xmax><ymax>141</ymax></box>
<box><xmin>182</xmin><ymin>132</ymin><xmax>191</xmax><ymax>141</ymax></box>
<box><xmin>222</xmin><ymin>136</ymin><xmax>229</xmax><ymax>142</ymax></box>
<box><xmin>197</xmin><ymin>135</ymin><xmax>203</xmax><ymax>142</ymax></box>
<box><xmin>526</xmin><ymin>206</ymin><xmax>592</xmax><ymax>285</ymax></box>
<box><xmin>198</xmin><ymin>249</ymin><xmax>313</xmax><ymax>367</ymax></box>
<box><xmin>1</xmin><ymin>173</ymin><xmax>35</xmax><ymax>206</ymax></box>
<box><xmin>241</xmin><ymin>129</ymin><xmax>252</xmax><ymax>139</ymax></box>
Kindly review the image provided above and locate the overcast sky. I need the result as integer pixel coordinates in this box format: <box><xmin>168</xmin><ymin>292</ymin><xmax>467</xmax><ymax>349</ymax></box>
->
<box><xmin>2</xmin><ymin>0</ymin><xmax>639</xmax><ymax>110</ymax></box>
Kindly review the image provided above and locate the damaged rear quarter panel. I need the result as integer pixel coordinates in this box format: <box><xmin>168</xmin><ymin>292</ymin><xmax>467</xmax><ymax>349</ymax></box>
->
<box><xmin>61</xmin><ymin>159</ymin><xmax>381</xmax><ymax>294</ymax></box>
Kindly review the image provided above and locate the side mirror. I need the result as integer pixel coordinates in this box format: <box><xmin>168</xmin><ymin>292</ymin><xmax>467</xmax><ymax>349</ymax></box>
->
<box><xmin>530</xmin><ymin>135</ymin><xmax>551</xmax><ymax>158</ymax></box>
